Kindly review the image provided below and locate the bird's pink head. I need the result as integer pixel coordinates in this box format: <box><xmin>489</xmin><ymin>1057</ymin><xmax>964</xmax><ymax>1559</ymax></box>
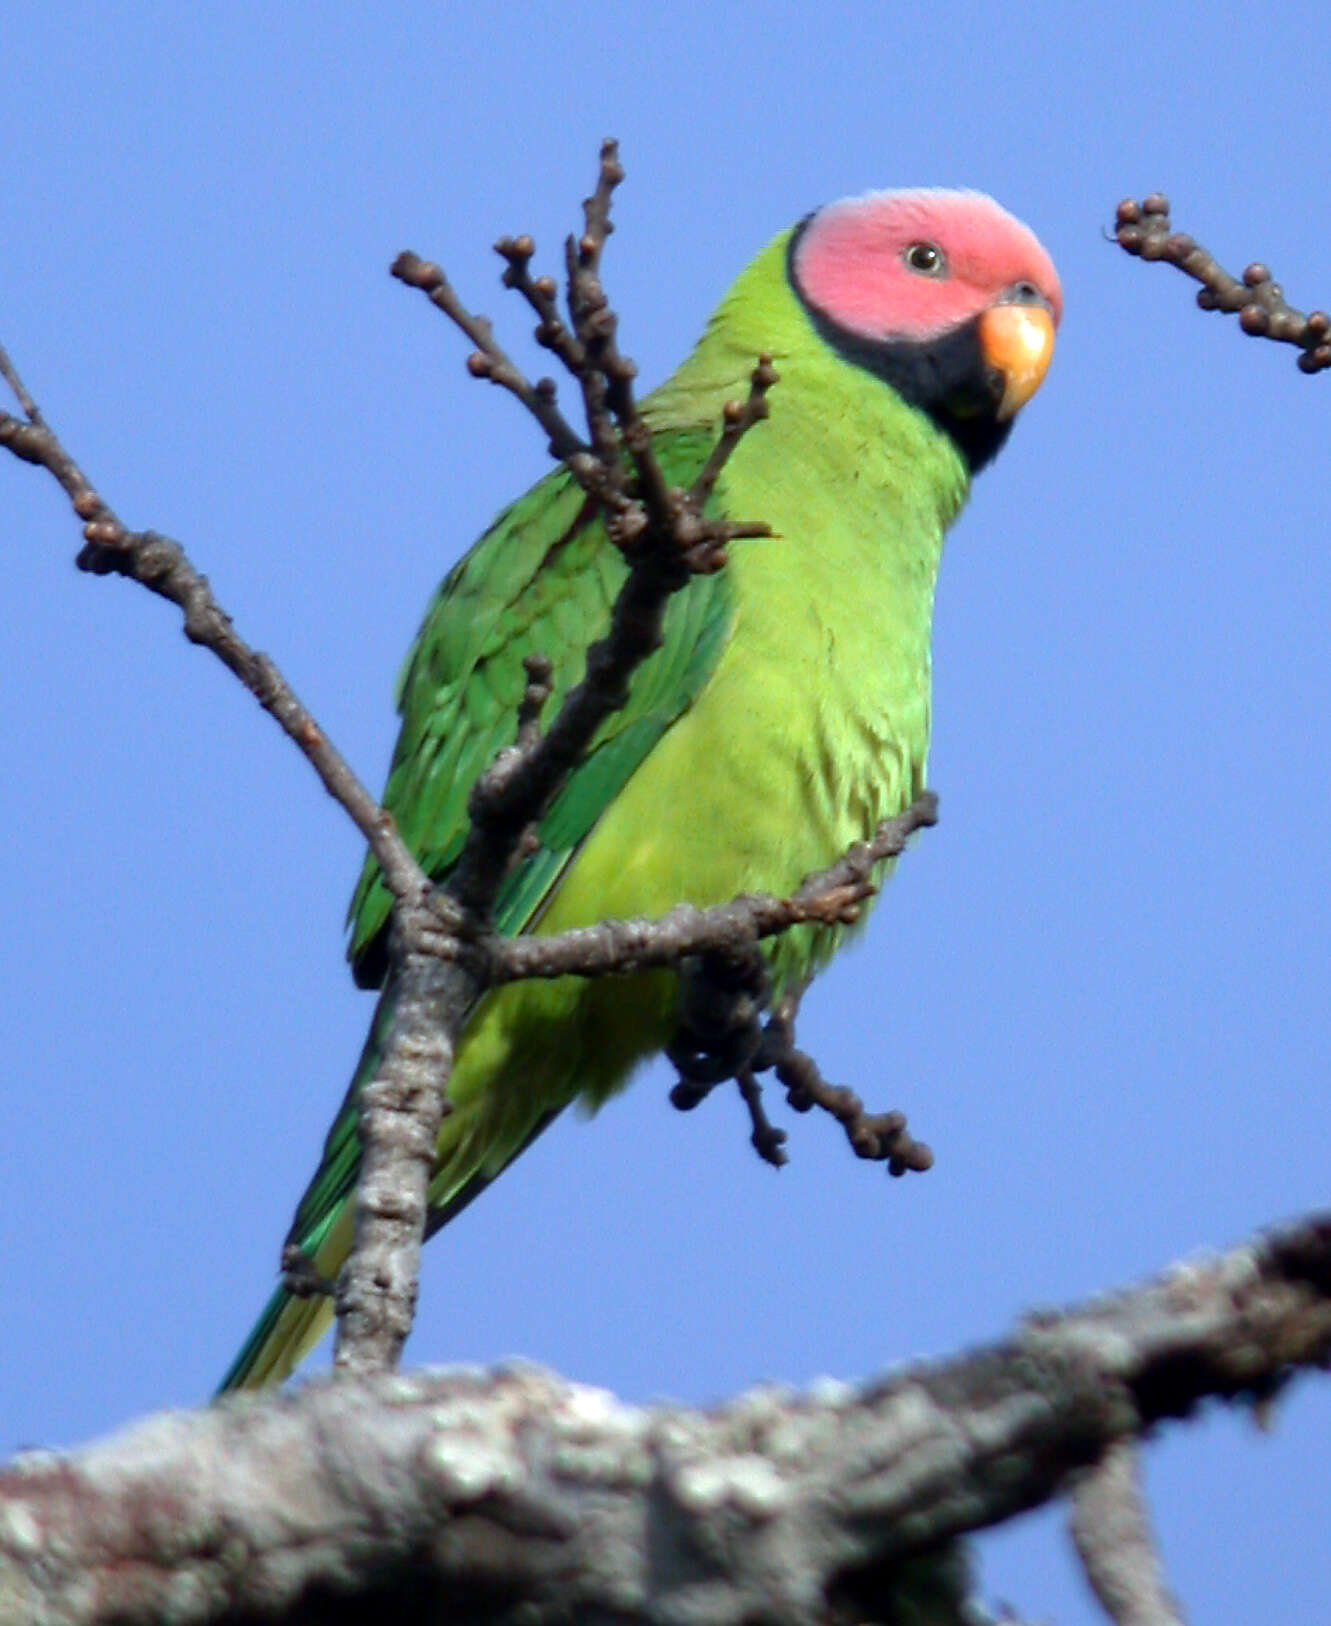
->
<box><xmin>792</xmin><ymin>188</ymin><xmax>1062</xmax><ymax>342</ymax></box>
<box><xmin>788</xmin><ymin>189</ymin><xmax>1060</xmax><ymax>467</ymax></box>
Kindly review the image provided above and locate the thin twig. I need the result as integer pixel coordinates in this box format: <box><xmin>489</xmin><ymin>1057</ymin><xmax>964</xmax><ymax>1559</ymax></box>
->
<box><xmin>1115</xmin><ymin>193</ymin><xmax>1331</xmax><ymax>372</ymax></box>
<box><xmin>479</xmin><ymin>883</ymin><xmax>865</xmax><ymax>981</ymax></box>
<box><xmin>689</xmin><ymin>356</ymin><xmax>779</xmax><ymax>510</ymax></box>
<box><xmin>0</xmin><ymin>340</ymin><xmax>45</xmax><ymax>422</ymax></box>
<box><xmin>514</xmin><ymin>652</ymin><xmax>555</xmax><ymax>751</ymax></box>
<box><xmin>0</xmin><ymin>356</ymin><xmax>427</xmax><ymax>908</ymax></box>
<box><xmin>467</xmin><ymin>793</ymin><xmax>936</xmax><ymax>985</ymax></box>
<box><xmin>769</xmin><ymin>1016</ymin><xmax>934</xmax><ymax>1174</ymax></box>
<box><xmin>566</xmin><ymin>141</ymin><xmax>632</xmax><ymax>482</ymax></box>
<box><xmin>391</xmin><ymin>251</ymin><xmax>590</xmax><ymax>461</ymax></box>
<box><xmin>495</xmin><ymin>234</ymin><xmax>588</xmax><ymax>387</ymax></box>
<box><xmin>791</xmin><ymin>788</ymin><xmax>939</xmax><ymax>905</ymax></box>
<box><xmin>0</xmin><ymin>337</ymin><xmax>465</xmax><ymax>1382</ymax></box>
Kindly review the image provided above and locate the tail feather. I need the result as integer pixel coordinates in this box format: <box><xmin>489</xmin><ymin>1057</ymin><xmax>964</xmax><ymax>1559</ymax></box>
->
<box><xmin>217</xmin><ymin>968</ymin><xmax>658</xmax><ymax>1395</ymax></box>
<box><xmin>214</xmin><ymin>1110</ymin><xmax>559</xmax><ymax>1395</ymax></box>
<box><xmin>216</xmin><ymin>1282</ymin><xmax>335</xmax><ymax>1393</ymax></box>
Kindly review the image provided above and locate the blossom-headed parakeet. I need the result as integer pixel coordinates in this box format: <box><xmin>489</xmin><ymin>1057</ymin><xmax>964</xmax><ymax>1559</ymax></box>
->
<box><xmin>220</xmin><ymin>188</ymin><xmax>1060</xmax><ymax>1390</ymax></box>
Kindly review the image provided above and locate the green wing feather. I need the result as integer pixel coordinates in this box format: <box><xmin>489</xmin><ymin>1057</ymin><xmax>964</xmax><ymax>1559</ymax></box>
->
<box><xmin>217</xmin><ymin>430</ymin><xmax>731</xmax><ymax>1392</ymax></box>
<box><xmin>349</xmin><ymin>430</ymin><xmax>726</xmax><ymax>982</ymax></box>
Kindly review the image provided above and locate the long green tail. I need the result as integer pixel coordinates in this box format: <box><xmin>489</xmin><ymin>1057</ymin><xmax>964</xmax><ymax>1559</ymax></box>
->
<box><xmin>216</xmin><ymin>1277</ymin><xmax>332</xmax><ymax>1392</ymax></box>
<box><xmin>216</xmin><ymin>979</ymin><xmax>568</xmax><ymax>1393</ymax></box>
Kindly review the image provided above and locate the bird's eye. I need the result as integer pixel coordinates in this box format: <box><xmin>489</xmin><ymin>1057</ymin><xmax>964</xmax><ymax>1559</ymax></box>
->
<box><xmin>904</xmin><ymin>242</ymin><xmax>945</xmax><ymax>275</ymax></box>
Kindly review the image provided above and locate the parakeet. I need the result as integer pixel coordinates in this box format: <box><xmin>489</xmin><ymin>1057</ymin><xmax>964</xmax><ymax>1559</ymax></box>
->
<box><xmin>220</xmin><ymin>188</ymin><xmax>1060</xmax><ymax>1391</ymax></box>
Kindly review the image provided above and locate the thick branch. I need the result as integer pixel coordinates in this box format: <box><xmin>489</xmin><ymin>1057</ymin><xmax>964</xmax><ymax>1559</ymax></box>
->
<box><xmin>4</xmin><ymin>1213</ymin><xmax>1328</xmax><ymax>1626</ymax></box>
<box><xmin>330</xmin><ymin>948</ymin><xmax>467</xmax><ymax>1375</ymax></box>
<box><xmin>1114</xmin><ymin>194</ymin><xmax>1331</xmax><ymax>372</ymax></box>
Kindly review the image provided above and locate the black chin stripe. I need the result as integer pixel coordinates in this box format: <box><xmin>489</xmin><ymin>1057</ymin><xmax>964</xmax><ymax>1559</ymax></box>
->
<box><xmin>786</xmin><ymin>219</ymin><xmax>1013</xmax><ymax>475</ymax></box>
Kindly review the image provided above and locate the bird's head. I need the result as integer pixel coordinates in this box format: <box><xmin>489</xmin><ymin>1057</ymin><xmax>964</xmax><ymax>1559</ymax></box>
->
<box><xmin>788</xmin><ymin>188</ymin><xmax>1061</xmax><ymax>470</ymax></box>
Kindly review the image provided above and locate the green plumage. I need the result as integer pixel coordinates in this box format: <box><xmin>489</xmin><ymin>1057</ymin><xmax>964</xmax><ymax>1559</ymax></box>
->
<box><xmin>220</xmin><ymin>224</ymin><xmax>971</xmax><ymax>1391</ymax></box>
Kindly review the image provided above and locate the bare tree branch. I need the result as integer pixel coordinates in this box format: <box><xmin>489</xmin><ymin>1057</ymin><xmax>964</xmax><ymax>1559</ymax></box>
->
<box><xmin>1114</xmin><ymin>193</ymin><xmax>1331</xmax><ymax>372</ymax></box>
<box><xmin>656</xmin><ymin>798</ymin><xmax>940</xmax><ymax>1173</ymax></box>
<box><xmin>458</xmin><ymin>792</ymin><xmax>940</xmax><ymax>985</ymax></box>
<box><xmin>4</xmin><ymin>1212</ymin><xmax>1328</xmax><ymax>1626</ymax></box>
<box><xmin>392</xmin><ymin>249</ymin><xmax>590</xmax><ymax>463</ymax></box>
<box><xmin>0</xmin><ymin>340</ymin><xmax>461</xmax><ymax>1382</ymax></box>
<box><xmin>0</xmin><ymin>348</ymin><xmax>428</xmax><ymax>907</ymax></box>
<box><xmin>768</xmin><ymin>1017</ymin><xmax>935</xmax><ymax>1174</ymax></box>
<box><xmin>1070</xmin><ymin>1442</ymin><xmax>1188</xmax><ymax>1626</ymax></box>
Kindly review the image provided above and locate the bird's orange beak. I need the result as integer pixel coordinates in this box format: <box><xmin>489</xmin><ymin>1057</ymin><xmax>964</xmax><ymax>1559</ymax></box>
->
<box><xmin>977</xmin><ymin>304</ymin><xmax>1056</xmax><ymax>420</ymax></box>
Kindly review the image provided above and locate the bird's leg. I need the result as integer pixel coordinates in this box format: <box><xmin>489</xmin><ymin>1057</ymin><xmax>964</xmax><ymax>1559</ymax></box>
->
<box><xmin>667</xmin><ymin>949</ymin><xmax>785</xmax><ymax>1166</ymax></box>
<box><xmin>667</xmin><ymin>954</ymin><xmax>934</xmax><ymax>1174</ymax></box>
<box><xmin>667</xmin><ymin>947</ymin><xmax>770</xmax><ymax>1087</ymax></box>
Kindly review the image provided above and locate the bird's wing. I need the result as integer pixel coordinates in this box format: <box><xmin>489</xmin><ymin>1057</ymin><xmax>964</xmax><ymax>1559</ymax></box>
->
<box><xmin>348</xmin><ymin>428</ymin><xmax>729</xmax><ymax>981</ymax></box>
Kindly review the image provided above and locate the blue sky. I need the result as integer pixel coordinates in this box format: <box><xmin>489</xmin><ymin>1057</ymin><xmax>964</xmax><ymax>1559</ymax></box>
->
<box><xmin>4</xmin><ymin>2</ymin><xmax>1330</xmax><ymax>1619</ymax></box>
